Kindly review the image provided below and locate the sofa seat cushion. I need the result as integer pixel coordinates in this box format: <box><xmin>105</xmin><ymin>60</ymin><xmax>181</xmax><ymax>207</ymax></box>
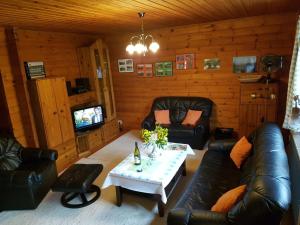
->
<box><xmin>162</xmin><ymin>124</ymin><xmax>195</xmax><ymax>137</ymax></box>
<box><xmin>175</xmin><ymin>150</ymin><xmax>241</xmax><ymax>211</ymax></box>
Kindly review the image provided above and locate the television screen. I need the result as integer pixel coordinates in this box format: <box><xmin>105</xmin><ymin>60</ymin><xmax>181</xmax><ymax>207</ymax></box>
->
<box><xmin>72</xmin><ymin>105</ymin><xmax>104</xmax><ymax>132</ymax></box>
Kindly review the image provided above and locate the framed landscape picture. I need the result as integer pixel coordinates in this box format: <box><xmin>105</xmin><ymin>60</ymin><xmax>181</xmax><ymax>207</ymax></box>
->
<box><xmin>204</xmin><ymin>58</ymin><xmax>221</xmax><ymax>70</ymax></box>
<box><xmin>137</xmin><ymin>64</ymin><xmax>153</xmax><ymax>77</ymax></box>
<box><xmin>233</xmin><ymin>56</ymin><xmax>256</xmax><ymax>73</ymax></box>
<box><xmin>176</xmin><ymin>54</ymin><xmax>194</xmax><ymax>70</ymax></box>
<box><xmin>118</xmin><ymin>59</ymin><xmax>134</xmax><ymax>72</ymax></box>
<box><xmin>155</xmin><ymin>62</ymin><xmax>173</xmax><ymax>77</ymax></box>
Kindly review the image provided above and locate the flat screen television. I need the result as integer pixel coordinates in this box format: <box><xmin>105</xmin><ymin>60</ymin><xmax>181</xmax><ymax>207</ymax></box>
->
<box><xmin>72</xmin><ymin>105</ymin><xmax>104</xmax><ymax>132</ymax></box>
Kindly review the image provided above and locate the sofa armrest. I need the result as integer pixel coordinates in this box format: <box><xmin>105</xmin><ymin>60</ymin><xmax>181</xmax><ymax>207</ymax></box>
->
<box><xmin>194</xmin><ymin>118</ymin><xmax>209</xmax><ymax>135</ymax></box>
<box><xmin>190</xmin><ymin>210</ymin><xmax>228</xmax><ymax>225</ymax></box>
<box><xmin>141</xmin><ymin>113</ymin><xmax>155</xmax><ymax>130</ymax></box>
<box><xmin>21</xmin><ymin>148</ymin><xmax>58</xmax><ymax>162</ymax></box>
<box><xmin>208</xmin><ymin>139</ymin><xmax>237</xmax><ymax>154</ymax></box>
<box><xmin>168</xmin><ymin>208</ymin><xmax>228</xmax><ymax>225</ymax></box>
<box><xmin>168</xmin><ymin>208</ymin><xmax>191</xmax><ymax>225</ymax></box>
<box><xmin>0</xmin><ymin>170</ymin><xmax>38</xmax><ymax>187</ymax></box>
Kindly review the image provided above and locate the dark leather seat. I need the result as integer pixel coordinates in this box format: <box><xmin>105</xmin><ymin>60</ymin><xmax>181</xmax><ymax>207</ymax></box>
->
<box><xmin>0</xmin><ymin>137</ymin><xmax>58</xmax><ymax>210</ymax></box>
<box><xmin>168</xmin><ymin>123</ymin><xmax>291</xmax><ymax>225</ymax></box>
<box><xmin>52</xmin><ymin>164</ymin><xmax>103</xmax><ymax>208</ymax></box>
<box><xmin>141</xmin><ymin>96</ymin><xmax>213</xmax><ymax>149</ymax></box>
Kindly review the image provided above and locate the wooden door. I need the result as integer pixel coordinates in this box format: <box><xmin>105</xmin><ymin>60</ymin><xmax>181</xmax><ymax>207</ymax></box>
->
<box><xmin>36</xmin><ymin>79</ymin><xmax>62</xmax><ymax>147</ymax></box>
<box><xmin>51</xmin><ymin>77</ymin><xmax>75</xmax><ymax>142</ymax></box>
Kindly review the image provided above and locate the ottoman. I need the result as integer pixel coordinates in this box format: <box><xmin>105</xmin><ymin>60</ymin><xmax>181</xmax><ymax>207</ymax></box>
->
<box><xmin>52</xmin><ymin>164</ymin><xmax>103</xmax><ymax>208</ymax></box>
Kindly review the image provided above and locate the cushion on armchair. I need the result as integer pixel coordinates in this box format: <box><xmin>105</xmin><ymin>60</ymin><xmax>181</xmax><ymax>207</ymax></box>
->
<box><xmin>0</xmin><ymin>137</ymin><xmax>23</xmax><ymax>171</ymax></box>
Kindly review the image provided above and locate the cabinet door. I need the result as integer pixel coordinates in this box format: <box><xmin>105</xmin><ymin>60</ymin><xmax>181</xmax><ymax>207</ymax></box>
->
<box><xmin>51</xmin><ymin>78</ymin><xmax>75</xmax><ymax>142</ymax></box>
<box><xmin>36</xmin><ymin>79</ymin><xmax>62</xmax><ymax>147</ymax></box>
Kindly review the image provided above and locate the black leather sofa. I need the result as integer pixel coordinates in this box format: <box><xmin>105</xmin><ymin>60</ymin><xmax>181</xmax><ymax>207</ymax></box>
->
<box><xmin>141</xmin><ymin>96</ymin><xmax>213</xmax><ymax>149</ymax></box>
<box><xmin>168</xmin><ymin>123</ymin><xmax>291</xmax><ymax>225</ymax></box>
<box><xmin>0</xmin><ymin>137</ymin><xmax>58</xmax><ymax>210</ymax></box>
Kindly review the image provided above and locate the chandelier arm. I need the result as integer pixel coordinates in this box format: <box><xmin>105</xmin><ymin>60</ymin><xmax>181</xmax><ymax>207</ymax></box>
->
<box><xmin>130</xmin><ymin>35</ymin><xmax>141</xmax><ymax>43</ymax></box>
<box><xmin>144</xmin><ymin>34</ymin><xmax>154</xmax><ymax>42</ymax></box>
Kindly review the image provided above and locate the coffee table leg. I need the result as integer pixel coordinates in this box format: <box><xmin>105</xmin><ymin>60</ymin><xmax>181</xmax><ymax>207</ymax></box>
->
<box><xmin>157</xmin><ymin>198</ymin><xmax>165</xmax><ymax>217</ymax></box>
<box><xmin>116</xmin><ymin>186</ymin><xmax>123</xmax><ymax>206</ymax></box>
<box><xmin>182</xmin><ymin>161</ymin><xmax>187</xmax><ymax>176</ymax></box>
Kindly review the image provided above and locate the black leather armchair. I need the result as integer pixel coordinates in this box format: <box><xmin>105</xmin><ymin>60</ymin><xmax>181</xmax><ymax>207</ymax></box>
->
<box><xmin>0</xmin><ymin>137</ymin><xmax>58</xmax><ymax>210</ymax></box>
<box><xmin>141</xmin><ymin>96</ymin><xmax>213</xmax><ymax>149</ymax></box>
<box><xmin>168</xmin><ymin>123</ymin><xmax>291</xmax><ymax>225</ymax></box>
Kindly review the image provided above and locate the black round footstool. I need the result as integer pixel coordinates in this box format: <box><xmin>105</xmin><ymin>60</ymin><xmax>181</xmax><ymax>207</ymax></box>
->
<box><xmin>52</xmin><ymin>164</ymin><xmax>103</xmax><ymax>208</ymax></box>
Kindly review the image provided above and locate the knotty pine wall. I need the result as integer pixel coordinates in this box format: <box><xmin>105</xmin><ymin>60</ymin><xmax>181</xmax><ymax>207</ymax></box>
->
<box><xmin>106</xmin><ymin>13</ymin><xmax>298</xmax><ymax>133</ymax></box>
<box><xmin>0</xmin><ymin>28</ymin><xmax>96</xmax><ymax>146</ymax></box>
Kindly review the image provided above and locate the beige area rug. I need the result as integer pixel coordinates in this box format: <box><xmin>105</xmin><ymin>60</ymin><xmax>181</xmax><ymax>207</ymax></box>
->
<box><xmin>0</xmin><ymin>130</ymin><xmax>207</xmax><ymax>225</ymax></box>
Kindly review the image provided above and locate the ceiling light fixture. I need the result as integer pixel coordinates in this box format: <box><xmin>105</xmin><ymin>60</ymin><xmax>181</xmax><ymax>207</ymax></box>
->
<box><xmin>126</xmin><ymin>12</ymin><xmax>159</xmax><ymax>56</ymax></box>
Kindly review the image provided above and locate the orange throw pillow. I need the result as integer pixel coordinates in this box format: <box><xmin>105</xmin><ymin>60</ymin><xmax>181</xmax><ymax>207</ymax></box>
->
<box><xmin>211</xmin><ymin>185</ymin><xmax>247</xmax><ymax>213</ymax></box>
<box><xmin>182</xmin><ymin>110</ymin><xmax>202</xmax><ymax>126</ymax></box>
<box><xmin>154</xmin><ymin>110</ymin><xmax>171</xmax><ymax>125</ymax></box>
<box><xmin>230</xmin><ymin>136</ymin><xmax>252</xmax><ymax>169</ymax></box>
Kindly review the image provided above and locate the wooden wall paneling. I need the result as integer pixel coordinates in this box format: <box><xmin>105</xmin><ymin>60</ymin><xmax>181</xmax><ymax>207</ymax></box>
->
<box><xmin>106</xmin><ymin>13</ymin><xmax>297</xmax><ymax>134</ymax></box>
<box><xmin>77</xmin><ymin>47</ymin><xmax>95</xmax><ymax>90</ymax></box>
<box><xmin>4</xmin><ymin>28</ymin><xmax>38</xmax><ymax>146</ymax></box>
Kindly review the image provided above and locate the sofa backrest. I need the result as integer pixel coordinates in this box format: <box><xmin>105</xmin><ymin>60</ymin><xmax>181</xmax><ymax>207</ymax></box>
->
<box><xmin>228</xmin><ymin>123</ymin><xmax>291</xmax><ymax>225</ymax></box>
<box><xmin>151</xmin><ymin>96</ymin><xmax>213</xmax><ymax>124</ymax></box>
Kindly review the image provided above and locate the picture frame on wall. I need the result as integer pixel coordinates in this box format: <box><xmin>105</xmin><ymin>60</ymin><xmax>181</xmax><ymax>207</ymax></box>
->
<box><xmin>176</xmin><ymin>54</ymin><xmax>194</xmax><ymax>70</ymax></box>
<box><xmin>233</xmin><ymin>56</ymin><xmax>257</xmax><ymax>73</ymax></box>
<box><xmin>118</xmin><ymin>59</ymin><xmax>134</xmax><ymax>72</ymax></box>
<box><xmin>137</xmin><ymin>64</ymin><xmax>153</xmax><ymax>77</ymax></box>
<box><xmin>204</xmin><ymin>58</ymin><xmax>221</xmax><ymax>70</ymax></box>
<box><xmin>155</xmin><ymin>62</ymin><xmax>173</xmax><ymax>77</ymax></box>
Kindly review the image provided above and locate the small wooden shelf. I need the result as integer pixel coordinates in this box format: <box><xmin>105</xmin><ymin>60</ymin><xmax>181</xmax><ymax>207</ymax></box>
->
<box><xmin>68</xmin><ymin>91</ymin><xmax>97</xmax><ymax>108</ymax></box>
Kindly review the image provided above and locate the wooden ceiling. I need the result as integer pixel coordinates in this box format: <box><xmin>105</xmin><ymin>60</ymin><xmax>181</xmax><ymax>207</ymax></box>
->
<box><xmin>0</xmin><ymin>0</ymin><xmax>299</xmax><ymax>34</ymax></box>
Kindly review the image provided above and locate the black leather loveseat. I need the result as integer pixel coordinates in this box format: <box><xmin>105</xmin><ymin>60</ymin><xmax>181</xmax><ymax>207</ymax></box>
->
<box><xmin>168</xmin><ymin>123</ymin><xmax>291</xmax><ymax>225</ymax></box>
<box><xmin>141</xmin><ymin>96</ymin><xmax>213</xmax><ymax>149</ymax></box>
<box><xmin>0</xmin><ymin>137</ymin><xmax>58</xmax><ymax>210</ymax></box>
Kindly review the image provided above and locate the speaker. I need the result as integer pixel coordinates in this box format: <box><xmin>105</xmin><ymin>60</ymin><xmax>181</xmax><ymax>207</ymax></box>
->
<box><xmin>66</xmin><ymin>81</ymin><xmax>72</xmax><ymax>96</ymax></box>
<box><xmin>75</xmin><ymin>77</ymin><xmax>90</xmax><ymax>91</ymax></box>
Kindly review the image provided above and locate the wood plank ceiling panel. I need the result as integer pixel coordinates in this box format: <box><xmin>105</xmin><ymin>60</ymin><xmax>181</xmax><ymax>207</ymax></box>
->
<box><xmin>0</xmin><ymin>0</ymin><xmax>299</xmax><ymax>34</ymax></box>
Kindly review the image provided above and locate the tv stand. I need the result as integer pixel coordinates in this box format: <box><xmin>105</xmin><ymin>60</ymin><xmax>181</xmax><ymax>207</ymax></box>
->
<box><xmin>75</xmin><ymin>119</ymin><xmax>119</xmax><ymax>157</ymax></box>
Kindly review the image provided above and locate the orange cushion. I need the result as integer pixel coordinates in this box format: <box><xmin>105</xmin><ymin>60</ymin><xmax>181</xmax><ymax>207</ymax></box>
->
<box><xmin>211</xmin><ymin>185</ymin><xmax>247</xmax><ymax>213</ymax></box>
<box><xmin>154</xmin><ymin>110</ymin><xmax>170</xmax><ymax>125</ymax></box>
<box><xmin>182</xmin><ymin>110</ymin><xmax>202</xmax><ymax>126</ymax></box>
<box><xmin>230</xmin><ymin>136</ymin><xmax>252</xmax><ymax>169</ymax></box>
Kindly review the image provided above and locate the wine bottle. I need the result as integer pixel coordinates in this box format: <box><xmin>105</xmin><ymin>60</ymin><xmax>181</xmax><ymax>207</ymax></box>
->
<box><xmin>134</xmin><ymin>141</ymin><xmax>141</xmax><ymax>166</ymax></box>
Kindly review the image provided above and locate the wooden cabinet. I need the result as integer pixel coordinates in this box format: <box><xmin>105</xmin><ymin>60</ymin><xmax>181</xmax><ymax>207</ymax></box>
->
<box><xmin>75</xmin><ymin>38</ymin><xmax>119</xmax><ymax>156</ymax></box>
<box><xmin>29</xmin><ymin>77</ymin><xmax>77</xmax><ymax>171</ymax></box>
<box><xmin>239</xmin><ymin>83</ymin><xmax>278</xmax><ymax>137</ymax></box>
<box><xmin>77</xmin><ymin>38</ymin><xmax>116</xmax><ymax>121</ymax></box>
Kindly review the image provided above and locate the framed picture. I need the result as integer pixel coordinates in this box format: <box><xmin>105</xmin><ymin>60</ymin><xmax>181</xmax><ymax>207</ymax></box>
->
<box><xmin>233</xmin><ymin>56</ymin><xmax>257</xmax><ymax>73</ymax></box>
<box><xmin>176</xmin><ymin>54</ymin><xmax>194</xmax><ymax>70</ymax></box>
<box><xmin>137</xmin><ymin>64</ymin><xmax>153</xmax><ymax>77</ymax></box>
<box><xmin>204</xmin><ymin>58</ymin><xmax>221</xmax><ymax>70</ymax></box>
<box><xmin>118</xmin><ymin>59</ymin><xmax>134</xmax><ymax>72</ymax></box>
<box><xmin>155</xmin><ymin>62</ymin><xmax>173</xmax><ymax>77</ymax></box>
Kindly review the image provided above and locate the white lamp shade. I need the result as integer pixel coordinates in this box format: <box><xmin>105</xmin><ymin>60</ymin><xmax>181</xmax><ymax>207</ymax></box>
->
<box><xmin>149</xmin><ymin>41</ymin><xmax>159</xmax><ymax>53</ymax></box>
<box><xmin>135</xmin><ymin>43</ymin><xmax>147</xmax><ymax>54</ymax></box>
<box><xmin>126</xmin><ymin>44</ymin><xmax>135</xmax><ymax>54</ymax></box>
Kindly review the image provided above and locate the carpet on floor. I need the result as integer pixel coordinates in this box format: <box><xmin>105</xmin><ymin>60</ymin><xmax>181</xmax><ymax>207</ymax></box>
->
<box><xmin>0</xmin><ymin>130</ymin><xmax>206</xmax><ymax>225</ymax></box>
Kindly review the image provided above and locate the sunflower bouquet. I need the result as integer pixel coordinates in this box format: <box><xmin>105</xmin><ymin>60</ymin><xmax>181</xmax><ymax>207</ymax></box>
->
<box><xmin>141</xmin><ymin>125</ymin><xmax>168</xmax><ymax>149</ymax></box>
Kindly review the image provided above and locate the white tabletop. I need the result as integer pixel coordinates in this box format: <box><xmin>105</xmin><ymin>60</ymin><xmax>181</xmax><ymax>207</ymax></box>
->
<box><xmin>102</xmin><ymin>143</ymin><xmax>194</xmax><ymax>204</ymax></box>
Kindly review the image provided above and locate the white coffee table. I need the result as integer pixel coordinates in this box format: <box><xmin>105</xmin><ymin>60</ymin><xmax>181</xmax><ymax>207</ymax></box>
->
<box><xmin>102</xmin><ymin>143</ymin><xmax>194</xmax><ymax>216</ymax></box>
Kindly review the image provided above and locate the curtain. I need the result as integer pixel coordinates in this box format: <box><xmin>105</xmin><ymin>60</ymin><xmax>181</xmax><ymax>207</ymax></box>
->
<box><xmin>283</xmin><ymin>16</ymin><xmax>300</xmax><ymax>132</ymax></box>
